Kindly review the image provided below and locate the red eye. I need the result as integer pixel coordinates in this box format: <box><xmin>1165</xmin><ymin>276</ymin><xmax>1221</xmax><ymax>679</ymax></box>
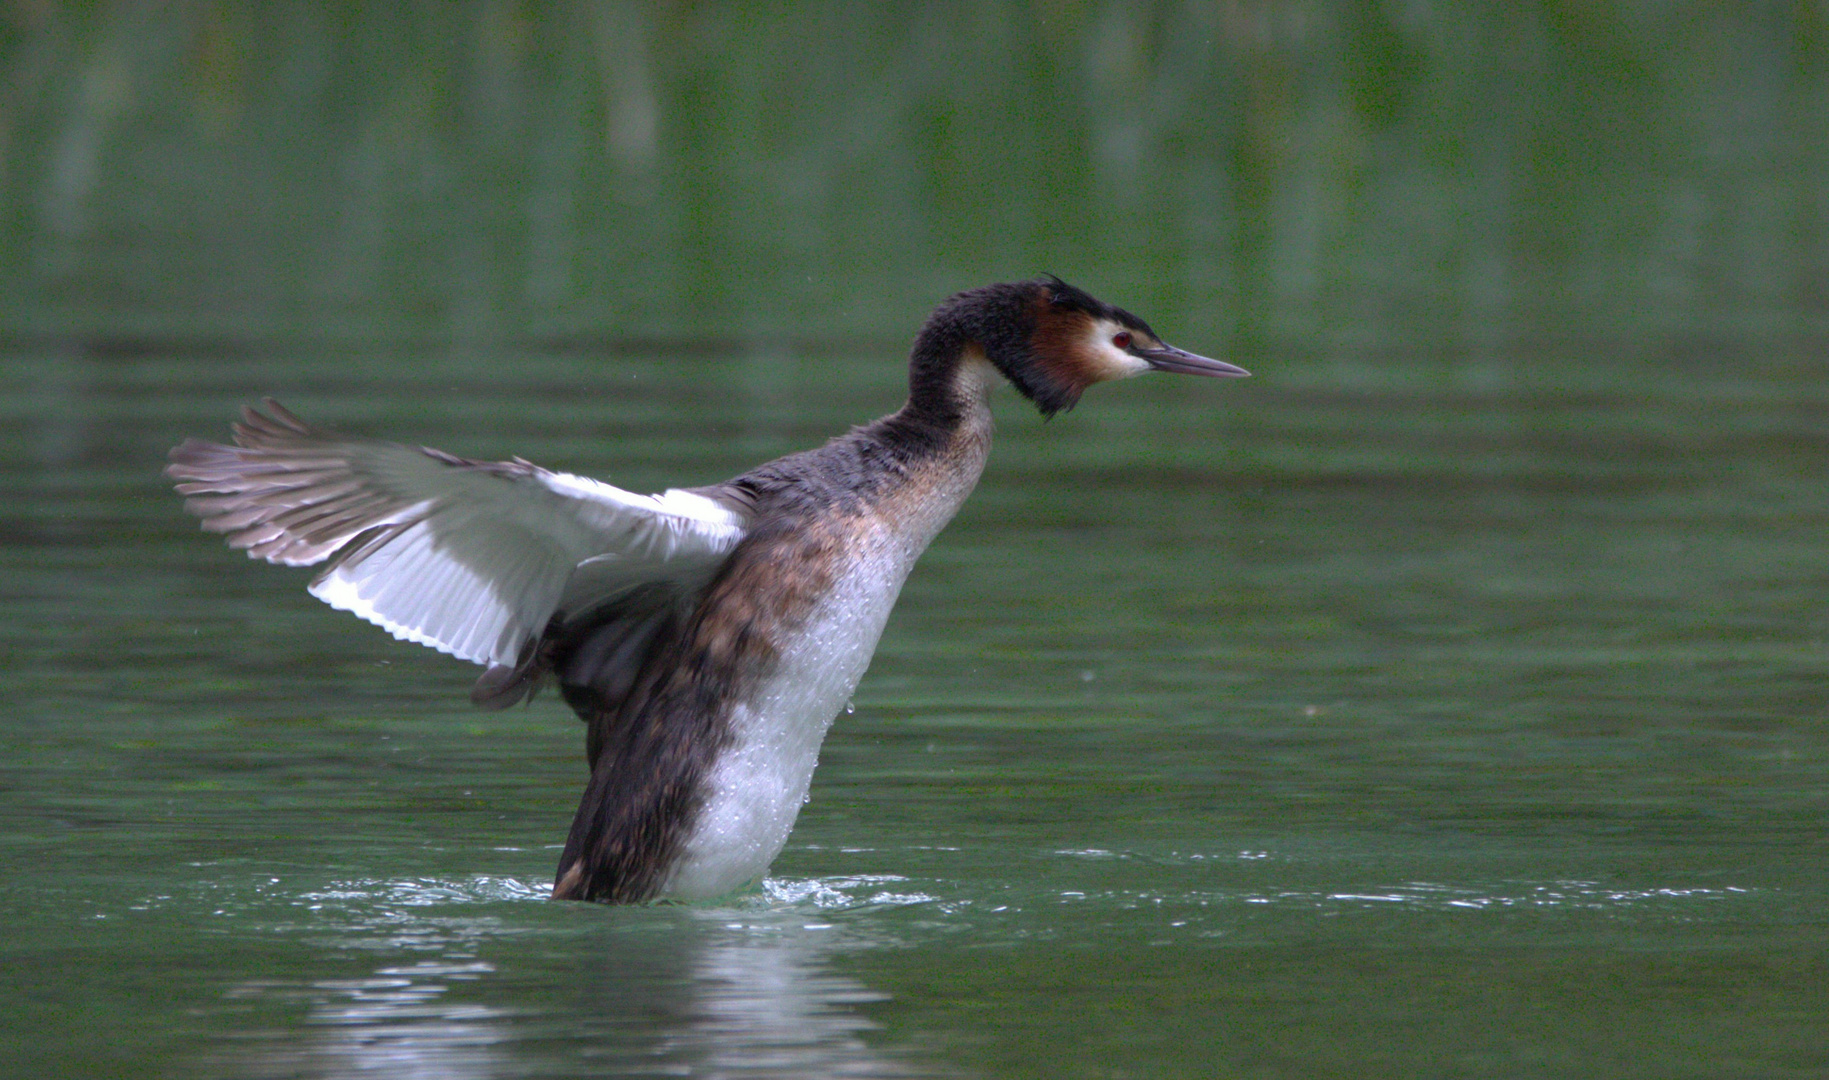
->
<box><xmin>1112</xmin><ymin>331</ymin><xmax>1132</xmax><ymax>349</ymax></box>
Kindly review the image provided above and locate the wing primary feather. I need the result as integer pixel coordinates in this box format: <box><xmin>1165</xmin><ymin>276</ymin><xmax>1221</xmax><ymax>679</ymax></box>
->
<box><xmin>169</xmin><ymin>400</ymin><xmax>750</xmax><ymax>676</ymax></box>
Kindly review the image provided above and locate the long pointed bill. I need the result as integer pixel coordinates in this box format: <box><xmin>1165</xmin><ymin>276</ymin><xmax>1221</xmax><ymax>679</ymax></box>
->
<box><xmin>1137</xmin><ymin>344</ymin><xmax>1250</xmax><ymax>378</ymax></box>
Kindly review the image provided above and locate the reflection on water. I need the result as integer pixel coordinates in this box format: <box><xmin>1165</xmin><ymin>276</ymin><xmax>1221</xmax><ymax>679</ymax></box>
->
<box><xmin>190</xmin><ymin>862</ymin><xmax>1767</xmax><ymax>1079</ymax></box>
<box><xmin>1053</xmin><ymin>849</ymin><xmax>1752</xmax><ymax>917</ymax></box>
<box><xmin>1304</xmin><ymin>881</ymin><xmax>1749</xmax><ymax>913</ymax></box>
<box><xmin>222</xmin><ymin>960</ymin><xmax>512</xmax><ymax>1080</ymax></box>
<box><xmin>576</xmin><ymin>911</ymin><xmax>912</xmax><ymax>1079</ymax></box>
<box><xmin>201</xmin><ymin>875</ymin><xmax>935</xmax><ymax>1080</ymax></box>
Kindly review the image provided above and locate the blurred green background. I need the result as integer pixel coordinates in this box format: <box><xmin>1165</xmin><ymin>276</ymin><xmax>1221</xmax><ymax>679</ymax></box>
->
<box><xmin>5</xmin><ymin>1</ymin><xmax>1823</xmax><ymax>353</ymax></box>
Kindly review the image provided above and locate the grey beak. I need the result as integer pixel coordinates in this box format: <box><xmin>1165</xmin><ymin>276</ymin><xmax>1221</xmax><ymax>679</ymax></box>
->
<box><xmin>1137</xmin><ymin>344</ymin><xmax>1250</xmax><ymax>378</ymax></box>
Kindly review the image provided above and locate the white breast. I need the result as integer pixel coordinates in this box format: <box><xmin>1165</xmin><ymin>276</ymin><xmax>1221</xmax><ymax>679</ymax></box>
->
<box><xmin>664</xmin><ymin>391</ymin><xmax>995</xmax><ymax>900</ymax></box>
<box><xmin>663</xmin><ymin>521</ymin><xmax>913</xmax><ymax>899</ymax></box>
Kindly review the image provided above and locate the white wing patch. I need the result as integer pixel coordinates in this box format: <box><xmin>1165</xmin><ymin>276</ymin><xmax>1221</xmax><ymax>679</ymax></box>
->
<box><xmin>168</xmin><ymin>401</ymin><xmax>750</xmax><ymax>668</ymax></box>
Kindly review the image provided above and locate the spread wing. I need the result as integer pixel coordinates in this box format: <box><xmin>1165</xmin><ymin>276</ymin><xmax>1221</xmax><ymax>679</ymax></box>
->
<box><xmin>166</xmin><ymin>400</ymin><xmax>750</xmax><ymax>673</ymax></box>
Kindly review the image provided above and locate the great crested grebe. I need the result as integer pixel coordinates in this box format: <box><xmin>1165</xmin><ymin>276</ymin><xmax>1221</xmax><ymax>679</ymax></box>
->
<box><xmin>167</xmin><ymin>277</ymin><xmax>1248</xmax><ymax>903</ymax></box>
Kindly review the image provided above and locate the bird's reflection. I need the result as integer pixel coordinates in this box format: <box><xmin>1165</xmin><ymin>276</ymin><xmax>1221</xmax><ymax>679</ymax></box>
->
<box><xmin>206</xmin><ymin>887</ymin><xmax>932</xmax><ymax>1079</ymax></box>
<box><xmin>210</xmin><ymin>955</ymin><xmax>511</xmax><ymax>1080</ymax></box>
<box><xmin>577</xmin><ymin>909</ymin><xmax>916</xmax><ymax>1077</ymax></box>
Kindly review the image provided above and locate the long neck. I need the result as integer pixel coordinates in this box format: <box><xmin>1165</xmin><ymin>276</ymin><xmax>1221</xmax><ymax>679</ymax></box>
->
<box><xmin>853</xmin><ymin>320</ymin><xmax>999</xmax><ymax>468</ymax></box>
<box><xmin>902</xmin><ymin>283</ymin><xmax>1078</xmax><ymax>421</ymax></box>
<box><xmin>904</xmin><ymin>320</ymin><xmax>992</xmax><ymax>428</ymax></box>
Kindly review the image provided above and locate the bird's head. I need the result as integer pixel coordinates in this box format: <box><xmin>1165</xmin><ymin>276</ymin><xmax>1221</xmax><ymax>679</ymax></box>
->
<box><xmin>914</xmin><ymin>277</ymin><xmax>1248</xmax><ymax>419</ymax></box>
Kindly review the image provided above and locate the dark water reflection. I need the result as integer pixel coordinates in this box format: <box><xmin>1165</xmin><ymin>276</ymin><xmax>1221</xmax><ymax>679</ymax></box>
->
<box><xmin>195</xmin><ymin>878</ymin><xmax>926</xmax><ymax>1080</ymax></box>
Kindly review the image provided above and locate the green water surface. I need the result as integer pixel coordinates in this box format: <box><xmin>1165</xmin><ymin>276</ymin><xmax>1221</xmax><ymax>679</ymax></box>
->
<box><xmin>4</xmin><ymin>343</ymin><xmax>1826</xmax><ymax>1078</ymax></box>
